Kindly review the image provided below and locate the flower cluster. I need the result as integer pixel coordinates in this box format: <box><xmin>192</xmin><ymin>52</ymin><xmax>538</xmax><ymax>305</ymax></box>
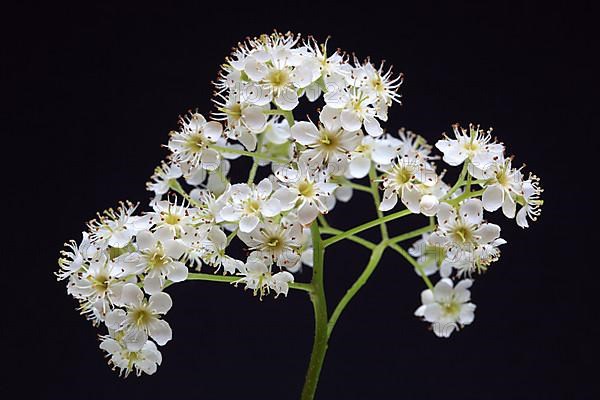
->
<box><xmin>59</xmin><ymin>32</ymin><xmax>542</xmax><ymax>377</ymax></box>
<box><xmin>410</xmin><ymin>124</ymin><xmax>543</xmax><ymax>336</ymax></box>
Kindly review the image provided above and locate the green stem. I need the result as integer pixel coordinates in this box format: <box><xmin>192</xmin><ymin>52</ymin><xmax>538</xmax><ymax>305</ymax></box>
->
<box><xmin>368</xmin><ymin>166</ymin><xmax>388</xmax><ymax>240</ymax></box>
<box><xmin>322</xmin><ymin>209</ymin><xmax>412</xmax><ymax>248</ymax></box>
<box><xmin>388</xmin><ymin>243</ymin><xmax>434</xmax><ymax>290</ymax></box>
<box><xmin>330</xmin><ymin>177</ymin><xmax>371</xmax><ymax>193</ymax></box>
<box><xmin>168</xmin><ymin>179</ymin><xmax>201</xmax><ymax>206</ymax></box>
<box><xmin>319</xmin><ymin>227</ymin><xmax>376</xmax><ymax>250</ymax></box>
<box><xmin>441</xmin><ymin>160</ymin><xmax>469</xmax><ymax>201</ymax></box>
<box><xmin>185</xmin><ymin>272</ymin><xmax>312</xmax><ymax>292</ymax></box>
<box><xmin>387</xmin><ymin>224</ymin><xmax>435</xmax><ymax>244</ymax></box>
<box><xmin>327</xmin><ymin>241</ymin><xmax>387</xmax><ymax>337</ymax></box>
<box><xmin>301</xmin><ymin>222</ymin><xmax>328</xmax><ymax>400</ymax></box>
<box><xmin>446</xmin><ymin>189</ymin><xmax>485</xmax><ymax>206</ymax></box>
<box><xmin>246</xmin><ymin>133</ymin><xmax>264</xmax><ymax>184</ymax></box>
<box><xmin>317</xmin><ymin>215</ymin><xmax>330</xmax><ymax>229</ymax></box>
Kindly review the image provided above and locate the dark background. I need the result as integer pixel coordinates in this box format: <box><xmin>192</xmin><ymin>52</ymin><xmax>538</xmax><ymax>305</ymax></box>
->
<box><xmin>3</xmin><ymin>2</ymin><xmax>596</xmax><ymax>399</ymax></box>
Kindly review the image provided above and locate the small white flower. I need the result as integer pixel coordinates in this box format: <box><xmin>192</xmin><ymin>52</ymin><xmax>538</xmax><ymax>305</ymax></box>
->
<box><xmin>274</xmin><ymin>168</ymin><xmax>338</xmax><ymax>224</ymax></box>
<box><xmin>168</xmin><ymin>112</ymin><xmax>224</xmax><ymax>172</ymax></box>
<box><xmin>378</xmin><ymin>156</ymin><xmax>438</xmax><ymax>213</ymax></box>
<box><xmin>100</xmin><ymin>333</ymin><xmax>162</xmax><ymax>377</ymax></box>
<box><xmin>146</xmin><ymin>198</ymin><xmax>195</xmax><ymax>237</ymax></box>
<box><xmin>220</xmin><ymin>178</ymin><xmax>282</xmax><ymax>232</ymax></box>
<box><xmin>408</xmin><ymin>232</ymin><xmax>452</xmax><ymax>277</ymax></box>
<box><xmin>415</xmin><ymin>278</ymin><xmax>476</xmax><ymax>337</ymax></box>
<box><xmin>291</xmin><ymin>105</ymin><xmax>362</xmax><ymax>175</ymax></box>
<box><xmin>352</xmin><ymin>60</ymin><xmax>402</xmax><ymax>119</ymax></box>
<box><xmin>473</xmin><ymin>158</ymin><xmax>523</xmax><ymax>218</ymax></box>
<box><xmin>331</xmin><ymin>88</ymin><xmax>384</xmax><ymax>137</ymax></box>
<box><xmin>135</xmin><ymin>229</ymin><xmax>188</xmax><ymax>294</ymax></box>
<box><xmin>435</xmin><ymin>124</ymin><xmax>504</xmax><ymax>169</ymax></box>
<box><xmin>238</xmin><ymin>219</ymin><xmax>303</xmax><ymax>268</ymax></box>
<box><xmin>348</xmin><ymin>134</ymin><xmax>398</xmax><ymax>178</ymax></box>
<box><xmin>516</xmin><ymin>173</ymin><xmax>543</xmax><ymax>228</ymax></box>
<box><xmin>146</xmin><ymin>161</ymin><xmax>182</xmax><ymax>199</ymax></box>
<box><xmin>105</xmin><ymin>284</ymin><xmax>173</xmax><ymax>350</ymax></box>
<box><xmin>57</xmin><ymin>232</ymin><xmax>100</xmax><ymax>280</ymax></box>
<box><xmin>69</xmin><ymin>256</ymin><xmax>128</xmax><ymax>323</ymax></box>
<box><xmin>88</xmin><ymin>202</ymin><xmax>150</xmax><ymax>248</ymax></box>
<box><xmin>234</xmin><ymin>258</ymin><xmax>294</xmax><ymax>299</ymax></box>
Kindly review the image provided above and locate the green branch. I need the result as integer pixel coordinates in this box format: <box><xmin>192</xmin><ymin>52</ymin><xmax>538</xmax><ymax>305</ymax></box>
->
<box><xmin>369</xmin><ymin>165</ymin><xmax>388</xmax><ymax>240</ymax></box>
<box><xmin>322</xmin><ymin>209</ymin><xmax>412</xmax><ymax>248</ymax></box>
<box><xmin>327</xmin><ymin>241</ymin><xmax>387</xmax><ymax>337</ymax></box>
<box><xmin>388</xmin><ymin>243</ymin><xmax>434</xmax><ymax>290</ymax></box>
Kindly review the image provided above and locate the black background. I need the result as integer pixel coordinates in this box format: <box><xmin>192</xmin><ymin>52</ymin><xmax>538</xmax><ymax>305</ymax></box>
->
<box><xmin>3</xmin><ymin>2</ymin><xmax>596</xmax><ymax>399</ymax></box>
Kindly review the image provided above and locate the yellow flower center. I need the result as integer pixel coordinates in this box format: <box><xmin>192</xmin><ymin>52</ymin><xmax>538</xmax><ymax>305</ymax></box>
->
<box><xmin>298</xmin><ymin>180</ymin><xmax>315</xmax><ymax>197</ymax></box>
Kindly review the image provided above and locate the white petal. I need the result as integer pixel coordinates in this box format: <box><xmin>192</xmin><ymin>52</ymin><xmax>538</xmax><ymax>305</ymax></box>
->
<box><xmin>275</xmin><ymin>87</ymin><xmax>299</xmax><ymax>111</ymax></box>
<box><xmin>167</xmin><ymin>261</ymin><xmax>188</xmax><ymax>282</ymax></box>
<box><xmin>460</xmin><ymin>198</ymin><xmax>484</xmax><ymax>225</ymax></box>
<box><xmin>502</xmin><ymin>196</ymin><xmax>516</xmax><ymax>218</ymax></box>
<box><xmin>482</xmin><ymin>184</ymin><xmax>504</xmax><ymax>212</ymax></box>
<box><xmin>262</xmin><ymin>198</ymin><xmax>282</xmax><ymax>217</ymax></box>
<box><xmin>121</xmin><ymin>283</ymin><xmax>144</xmax><ymax>306</ymax></box>
<box><xmin>203</xmin><ymin>121</ymin><xmax>223</xmax><ymax>141</ymax></box>
<box><xmin>244</xmin><ymin>56</ymin><xmax>267</xmax><ymax>81</ymax></box>
<box><xmin>136</xmin><ymin>230</ymin><xmax>157</xmax><ymax>251</ymax></box>
<box><xmin>340</xmin><ymin>110</ymin><xmax>362</xmax><ymax>132</ymax></box>
<box><xmin>149</xmin><ymin>320</ymin><xmax>172</xmax><ymax>346</ymax></box>
<box><xmin>143</xmin><ymin>275</ymin><xmax>163</xmax><ymax>295</ymax></box>
<box><xmin>319</xmin><ymin>105</ymin><xmax>342</xmax><ymax>131</ymax></box>
<box><xmin>239</xmin><ymin>215</ymin><xmax>260</xmax><ymax>233</ymax></box>
<box><xmin>291</xmin><ymin>121</ymin><xmax>319</xmax><ymax>145</ymax></box>
<box><xmin>148</xmin><ymin>292</ymin><xmax>173</xmax><ymax>314</ymax></box>
<box><xmin>163</xmin><ymin>239</ymin><xmax>186</xmax><ymax>259</ymax></box>
<box><xmin>298</xmin><ymin>202</ymin><xmax>319</xmax><ymax>224</ymax></box>
<box><xmin>349</xmin><ymin>156</ymin><xmax>371</xmax><ymax>178</ymax></box>
<box><xmin>241</xmin><ymin>106</ymin><xmax>267</xmax><ymax>133</ymax></box>
<box><xmin>379</xmin><ymin>189</ymin><xmax>398</xmax><ymax>211</ymax></box>
<box><xmin>475</xmin><ymin>223</ymin><xmax>501</xmax><ymax>244</ymax></box>
<box><xmin>105</xmin><ymin>309</ymin><xmax>126</xmax><ymax>329</ymax></box>
<box><xmin>363</xmin><ymin>116</ymin><xmax>383</xmax><ymax>137</ymax></box>
<box><xmin>256</xmin><ymin>178</ymin><xmax>273</xmax><ymax>197</ymax></box>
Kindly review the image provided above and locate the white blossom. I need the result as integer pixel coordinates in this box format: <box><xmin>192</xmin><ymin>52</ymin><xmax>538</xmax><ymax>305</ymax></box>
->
<box><xmin>100</xmin><ymin>333</ymin><xmax>162</xmax><ymax>377</ymax></box>
<box><xmin>238</xmin><ymin>219</ymin><xmax>303</xmax><ymax>269</ymax></box>
<box><xmin>234</xmin><ymin>258</ymin><xmax>294</xmax><ymax>299</ymax></box>
<box><xmin>415</xmin><ymin>278</ymin><xmax>476</xmax><ymax>337</ymax></box>
<box><xmin>105</xmin><ymin>284</ymin><xmax>173</xmax><ymax>350</ymax></box>
<box><xmin>435</xmin><ymin>124</ymin><xmax>504</xmax><ymax>169</ymax></box>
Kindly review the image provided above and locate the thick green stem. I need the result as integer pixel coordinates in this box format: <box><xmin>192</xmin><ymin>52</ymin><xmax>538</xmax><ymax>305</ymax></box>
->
<box><xmin>441</xmin><ymin>160</ymin><xmax>469</xmax><ymax>201</ymax></box>
<box><xmin>327</xmin><ymin>242</ymin><xmax>387</xmax><ymax>337</ymax></box>
<box><xmin>368</xmin><ymin>166</ymin><xmax>388</xmax><ymax>240</ymax></box>
<box><xmin>323</xmin><ymin>209</ymin><xmax>412</xmax><ymax>248</ymax></box>
<box><xmin>301</xmin><ymin>222</ymin><xmax>328</xmax><ymax>400</ymax></box>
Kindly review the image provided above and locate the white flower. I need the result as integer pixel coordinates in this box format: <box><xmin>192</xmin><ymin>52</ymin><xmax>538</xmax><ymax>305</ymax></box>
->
<box><xmin>352</xmin><ymin>60</ymin><xmax>402</xmax><ymax>119</ymax></box>
<box><xmin>329</xmin><ymin>87</ymin><xmax>384</xmax><ymax>137</ymax></box>
<box><xmin>274</xmin><ymin>168</ymin><xmax>338</xmax><ymax>224</ymax></box>
<box><xmin>88</xmin><ymin>202</ymin><xmax>150</xmax><ymax>248</ymax></box>
<box><xmin>146</xmin><ymin>198</ymin><xmax>194</xmax><ymax>237</ymax></box>
<box><xmin>136</xmin><ymin>229</ymin><xmax>188</xmax><ymax>294</ymax></box>
<box><xmin>181</xmin><ymin>226</ymin><xmax>242</xmax><ymax>274</ymax></box>
<box><xmin>100</xmin><ymin>333</ymin><xmax>162</xmax><ymax>377</ymax></box>
<box><xmin>213</xmin><ymin>89</ymin><xmax>268</xmax><ymax>135</ymax></box>
<box><xmin>348</xmin><ymin>134</ymin><xmax>398</xmax><ymax>178</ymax></box>
<box><xmin>106</xmin><ymin>284</ymin><xmax>173</xmax><ymax>350</ymax></box>
<box><xmin>473</xmin><ymin>158</ymin><xmax>522</xmax><ymax>218</ymax></box>
<box><xmin>220</xmin><ymin>178</ymin><xmax>282</xmax><ymax>232</ymax></box>
<box><xmin>291</xmin><ymin>106</ymin><xmax>362</xmax><ymax>175</ymax></box>
<box><xmin>408</xmin><ymin>232</ymin><xmax>452</xmax><ymax>277</ymax></box>
<box><xmin>241</xmin><ymin>36</ymin><xmax>320</xmax><ymax>110</ymax></box>
<box><xmin>378</xmin><ymin>156</ymin><xmax>438</xmax><ymax>213</ymax></box>
<box><xmin>146</xmin><ymin>161</ymin><xmax>182</xmax><ymax>199</ymax></box>
<box><xmin>436</xmin><ymin>199</ymin><xmax>505</xmax><ymax>275</ymax></box>
<box><xmin>57</xmin><ymin>232</ymin><xmax>100</xmax><ymax>280</ymax></box>
<box><xmin>516</xmin><ymin>173</ymin><xmax>543</xmax><ymax>228</ymax></box>
<box><xmin>168</xmin><ymin>112</ymin><xmax>224</xmax><ymax>172</ymax></box>
<box><xmin>414</xmin><ymin>278</ymin><xmax>476</xmax><ymax>337</ymax></box>
<box><xmin>234</xmin><ymin>258</ymin><xmax>294</xmax><ymax>299</ymax></box>
<box><xmin>435</xmin><ymin>124</ymin><xmax>504</xmax><ymax>169</ymax></box>
<box><xmin>238</xmin><ymin>219</ymin><xmax>303</xmax><ymax>268</ymax></box>
<box><xmin>69</xmin><ymin>256</ymin><xmax>128</xmax><ymax>323</ymax></box>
